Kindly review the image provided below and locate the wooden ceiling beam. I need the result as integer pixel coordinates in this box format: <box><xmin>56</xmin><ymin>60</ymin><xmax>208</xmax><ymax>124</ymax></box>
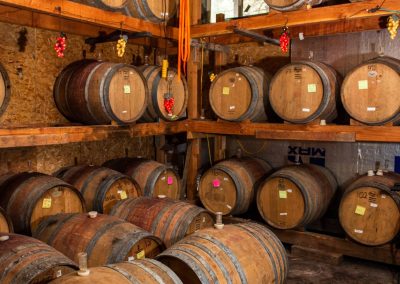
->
<box><xmin>191</xmin><ymin>0</ymin><xmax>398</xmax><ymax>38</ymax></box>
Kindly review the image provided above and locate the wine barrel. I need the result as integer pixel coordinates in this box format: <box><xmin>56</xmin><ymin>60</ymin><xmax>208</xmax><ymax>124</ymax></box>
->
<box><xmin>126</xmin><ymin>0</ymin><xmax>177</xmax><ymax>23</ymax></box>
<box><xmin>72</xmin><ymin>0</ymin><xmax>128</xmax><ymax>13</ymax></box>
<box><xmin>0</xmin><ymin>233</ymin><xmax>77</xmax><ymax>284</ymax></box>
<box><xmin>257</xmin><ymin>164</ymin><xmax>337</xmax><ymax>229</ymax></box>
<box><xmin>341</xmin><ymin>57</ymin><xmax>400</xmax><ymax>125</ymax></box>
<box><xmin>339</xmin><ymin>172</ymin><xmax>400</xmax><ymax>246</ymax></box>
<box><xmin>269</xmin><ymin>61</ymin><xmax>340</xmax><ymax>124</ymax></box>
<box><xmin>0</xmin><ymin>207</ymin><xmax>13</xmax><ymax>233</ymax></box>
<box><xmin>0</xmin><ymin>172</ymin><xmax>85</xmax><ymax>235</ymax></box>
<box><xmin>33</xmin><ymin>213</ymin><xmax>164</xmax><ymax>267</ymax></box>
<box><xmin>54</xmin><ymin>165</ymin><xmax>141</xmax><ymax>214</ymax></box>
<box><xmin>50</xmin><ymin>259</ymin><xmax>182</xmax><ymax>284</ymax></box>
<box><xmin>198</xmin><ymin>157</ymin><xmax>272</xmax><ymax>215</ymax></box>
<box><xmin>103</xmin><ymin>158</ymin><xmax>181</xmax><ymax>199</ymax></box>
<box><xmin>209</xmin><ymin>66</ymin><xmax>269</xmax><ymax>122</ymax></box>
<box><xmin>54</xmin><ymin>61</ymin><xmax>148</xmax><ymax>125</ymax></box>
<box><xmin>158</xmin><ymin>222</ymin><xmax>288</xmax><ymax>284</ymax></box>
<box><xmin>0</xmin><ymin>62</ymin><xmax>10</xmax><ymax>117</ymax></box>
<box><xmin>264</xmin><ymin>0</ymin><xmax>329</xmax><ymax>11</ymax></box>
<box><xmin>139</xmin><ymin>65</ymin><xmax>188</xmax><ymax>122</ymax></box>
<box><xmin>110</xmin><ymin>196</ymin><xmax>214</xmax><ymax>247</ymax></box>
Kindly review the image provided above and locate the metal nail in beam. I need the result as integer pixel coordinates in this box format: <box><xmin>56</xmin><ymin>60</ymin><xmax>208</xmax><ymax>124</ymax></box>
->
<box><xmin>233</xmin><ymin>28</ymin><xmax>280</xmax><ymax>46</ymax></box>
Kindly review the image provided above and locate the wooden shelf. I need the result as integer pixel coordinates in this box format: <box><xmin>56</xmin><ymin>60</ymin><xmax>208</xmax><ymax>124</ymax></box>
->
<box><xmin>191</xmin><ymin>0</ymin><xmax>398</xmax><ymax>39</ymax></box>
<box><xmin>0</xmin><ymin>121</ymin><xmax>188</xmax><ymax>148</ymax></box>
<box><xmin>0</xmin><ymin>0</ymin><xmax>178</xmax><ymax>39</ymax></box>
<box><xmin>187</xmin><ymin>120</ymin><xmax>400</xmax><ymax>143</ymax></box>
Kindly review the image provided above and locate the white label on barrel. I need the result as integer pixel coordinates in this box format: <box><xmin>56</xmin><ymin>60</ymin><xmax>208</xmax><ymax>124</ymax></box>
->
<box><xmin>223</xmin><ymin>177</ymin><xmax>228</xmax><ymax>181</ymax></box>
<box><xmin>280</xmin><ymin>212</ymin><xmax>288</xmax><ymax>216</ymax></box>
<box><xmin>367</xmin><ymin>107</ymin><xmax>376</xmax><ymax>112</ymax></box>
<box><xmin>358</xmin><ymin>80</ymin><xmax>368</xmax><ymax>90</ymax></box>
<box><xmin>122</xmin><ymin>110</ymin><xmax>128</xmax><ymax>114</ymax></box>
<box><xmin>124</xmin><ymin>85</ymin><xmax>131</xmax><ymax>94</ymax></box>
<box><xmin>381</xmin><ymin>194</ymin><xmax>387</xmax><ymax>199</ymax></box>
<box><xmin>226</xmin><ymin>205</ymin><xmax>232</xmax><ymax>209</ymax></box>
<box><xmin>354</xmin><ymin>229</ymin><xmax>363</xmax><ymax>234</ymax></box>
<box><xmin>42</xmin><ymin>198</ymin><xmax>52</xmax><ymax>209</ymax></box>
<box><xmin>128</xmin><ymin>256</ymin><xmax>135</xmax><ymax>262</ymax></box>
<box><xmin>287</xmin><ymin>189</ymin><xmax>293</xmax><ymax>193</ymax></box>
<box><xmin>307</xmin><ymin>84</ymin><xmax>316</xmax><ymax>93</ymax></box>
<box><xmin>229</xmin><ymin>106</ymin><xmax>236</xmax><ymax>110</ymax></box>
<box><xmin>161</xmin><ymin>176</ymin><xmax>166</xmax><ymax>180</ymax></box>
<box><xmin>203</xmin><ymin>217</ymin><xmax>206</xmax><ymax>222</ymax></box>
<box><xmin>302</xmin><ymin>108</ymin><xmax>310</xmax><ymax>112</ymax></box>
<box><xmin>56</xmin><ymin>270</ymin><xmax>62</xmax><ymax>278</ymax></box>
<box><xmin>370</xmin><ymin>203</ymin><xmax>378</xmax><ymax>208</ymax></box>
<box><xmin>119</xmin><ymin>190</ymin><xmax>128</xmax><ymax>200</ymax></box>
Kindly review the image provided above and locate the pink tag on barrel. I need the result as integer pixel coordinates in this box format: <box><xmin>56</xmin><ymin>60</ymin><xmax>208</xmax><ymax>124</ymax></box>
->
<box><xmin>213</xmin><ymin>179</ymin><xmax>221</xmax><ymax>188</ymax></box>
<box><xmin>167</xmin><ymin>176</ymin><xmax>173</xmax><ymax>185</ymax></box>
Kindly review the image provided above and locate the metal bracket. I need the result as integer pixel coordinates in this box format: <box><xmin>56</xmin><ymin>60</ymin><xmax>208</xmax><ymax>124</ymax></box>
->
<box><xmin>85</xmin><ymin>30</ymin><xmax>152</xmax><ymax>51</ymax></box>
<box><xmin>233</xmin><ymin>28</ymin><xmax>280</xmax><ymax>46</ymax></box>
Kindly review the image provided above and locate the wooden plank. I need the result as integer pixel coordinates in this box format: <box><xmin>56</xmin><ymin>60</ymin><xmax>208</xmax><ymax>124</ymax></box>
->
<box><xmin>186</xmin><ymin>138</ymin><xmax>201</xmax><ymax>201</ymax></box>
<box><xmin>0</xmin><ymin>0</ymin><xmax>178</xmax><ymax>39</ymax></box>
<box><xmin>272</xmin><ymin>229</ymin><xmax>400</xmax><ymax>265</ymax></box>
<box><xmin>256</xmin><ymin>130</ymin><xmax>356</xmax><ymax>142</ymax></box>
<box><xmin>191</xmin><ymin>0</ymin><xmax>398</xmax><ymax>38</ymax></box>
<box><xmin>291</xmin><ymin>245</ymin><xmax>344</xmax><ymax>266</ymax></box>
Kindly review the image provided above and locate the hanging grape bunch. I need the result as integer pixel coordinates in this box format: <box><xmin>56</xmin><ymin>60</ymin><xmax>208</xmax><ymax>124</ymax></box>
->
<box><xmin>387</xmin><ymin>15</ymin><xmax>399</xmax><ymax>40</ymax></box>
<box><xmin>54</xmin><ymin>32</ymin><xmax>67</xmax><ymax>58</ymax></box>
<box><xmin>279</xmin><ymin>27</ymin><xmax>290</xmax><ymax>53</ymax></box>
<box><xmin>116</xmin><ymin>35</ymin><xmax>128</xmax><ymax>57</ymax></box>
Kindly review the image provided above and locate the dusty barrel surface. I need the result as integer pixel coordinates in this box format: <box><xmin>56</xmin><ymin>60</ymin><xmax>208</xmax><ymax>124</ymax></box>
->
<box><xmin>0</xmin><ymin>233</ymin><xmax>77</xmax><ymax>284</ymax></box>
<box><xmin>54</xmin><ymin>61</ymin><xmax>148</xmax><ymax>125</ymax></box>
<box><xmin>0</xmin><ymin>206</ymin><xmax>13</xmax><ymax>233</ymax></box>
<box><xmin>264</xmin><ymin>0</ymin><xmax>329</xmax><ymax>11</ymax></box>
<box><xmin>72</xmin><ymin>0</ymin><xmax>128</xmax><ymax>13</ymax></box>
<box><xmin>341</xmin><ymin>57</ymin><xmax>400</xmax><ymax>125</ymax></box>
<box><xmin>339</xmin><ymin>172</ymin><xmax>400</xmax><ymax>246</ymax></box>
<box><xmin>139</xmin><ymin>65</ymin><xmax>188</xmax><ymax>122</ymax></box>
<box><xmin>199</xmin><ymin>157</ymin><xmax>272</xmax><ymax>215</ymax></box>
<box><xmin>125</xmin><ymin>0</ymin><xmax>178</xmax><ymax>23</ymax></box>
<box><xmin>257</xmin><ymin>164</ymin><xmax>337</xmax><ymax>229</ymax></box>
<box><xmin>54</xmin><ymin>165</ymin><xmax>141</xmax><ymax>214</ymax></box>
<box><xmin>158</xmin><ymin>222</ymin><xmax>288</xmax><ymax>284</ymax></box>
<box><xmin>269</xmin><ymin>61</ymin><xmax>340</xmax><ymax>124</ymax></box>
<box><xmin>111</xmin><ymin>196</ymin><xmax>214</xmax><ymax>247</ymax></box>
<box><xmin>209</xmin><ymin>66</ymin><xmax>269</xmax><ymax>122</ymax></box>
<box><xmin>0</xmin><ymin>172</ymin><xmax>85</xmax><ymax>235</ymax></box>
<box><xmin>34</xmin><ymin>213</ymin><xmax>164</xmax><ymax>267</ymax></box>
<box><xmin>50</xmin><ymin>259</ymin><xmax>183</xmax><ymax>284</ymax></box>
<box><xmin>103</xmin><ymin>158</ymin><xmax>181</xmax><ymax>199</ymax></box>
<box><xmin>0</xmin><ymin>62</ymin><xmax>10</xmax><ymax>117</ymax></box>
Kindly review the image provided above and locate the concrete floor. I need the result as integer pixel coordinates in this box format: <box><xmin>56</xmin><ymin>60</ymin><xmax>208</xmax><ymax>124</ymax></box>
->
<box><xmin>287</xmin><ymin>254</ymin><xmax>399</xmax><ymax>284</ymax></box>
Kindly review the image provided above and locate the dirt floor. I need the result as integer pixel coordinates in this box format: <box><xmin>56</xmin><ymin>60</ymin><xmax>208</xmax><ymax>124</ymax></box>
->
<box><xmin>287</xmin><ymin>254</ymin><xmax>399</xmax><ymax>284</ymax></box>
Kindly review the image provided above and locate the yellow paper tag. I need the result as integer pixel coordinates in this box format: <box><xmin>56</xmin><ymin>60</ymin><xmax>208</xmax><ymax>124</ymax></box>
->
<box><xmin>279</xmin><ymin>190</ymin><xmax>287</xmax><ymax>199</ymax></box>
<box><xmin>307</xmin><ymin>84</ymin><xmax>316</xmax><ymax>93</ymax></box>
<box><xmin>124</xmin><ymin>85</ymin><xmax>131</xmax><ymax>94</ymax></box>
<box><xmin>355</xmin><ymin>205</ymin><xmax>366</xmax><ymax>216</ymax></box>
<box><xmin>120</xmin><ymin>190</ymin><xmax>128</xmax><ymax>200</ymax></box>
<box><xmin>222</xmin><ymin>87</ymin><xmax>230</xmax><ymax>95</ymax></box>
<box><xmin>358</xmin><ymin>80</ymin><xmax>368</xmax><ymax>90</ymax></box>
<box><xmin>42</xmin><ymin>198</ymin><xmax>52</xmax><ymax>209</ymax></box>
<box><xmin>136</xmin><ymin>250</ymin><xmax>145</xmax><ymax>259</ymax></box>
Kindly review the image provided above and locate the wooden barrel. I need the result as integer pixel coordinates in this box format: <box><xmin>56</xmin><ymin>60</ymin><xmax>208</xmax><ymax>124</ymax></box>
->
<box><xmin>110</xmin><ymin>196</ymin><xmax>214</xmax><ymax>247</ymax></box>
<box><xmin>269</xmin><ymin>61</ymin><xmax>340</xmax><ymax>124</ymax></box>
<box><xmin>54</xmin><ymin>165</ymin><xmax>141</xmax><ymax>214</ymax></box>
<box><xmin>0</xmin><ymin>62</ymin><xmax>10</xmax><ymax>117</ymax></box>
<box><xmin>264</xmin><ymin>0</ymin><xmax>329</xmax><ymax>11</ymax></box>
<box><xmin>0</xmin><ymin>233</ymin><xmax>77</xmax><ymax>284</ymax></box>
<box><xmin>33</xmin><ymin>213</ymin><xmax>164</xmax><ymax>267</ymax></box>
<box><xmin>158</xmin><ymin>222</ymin><xmax>288</xmax><ymax>284</ymax></box>
<box><xmin>103</xmin><ymin>158</ymin><xmax>181</xmax><ymax>199</ymax></box>
<box><xmin>339</xmin><ymin>172</ymin><xmax>400</xmax><ymax>246</ymax></box>
<box><xmin>126</xmin><ymin>0</ymin><xmax>177</xmax><ymax>23</ymax></box>
<box><xmin>50</xmin><ymin>259</ymin><xmax>182</xmax><ymax>284</ymax></box>
<box><xmin>54</xmin><ymin>61</ymin><xmax>148</xmax><ymax>125</ymax></box>
<box><xmin>72</xmin><ymin>0</ymin><xmax>128</xmax><ymax>13</ymax></box>
<box><xmin>341</xmin><ymin>57</ymin><xmax>400</xmax><ymax>125</ymax></box>
<box><xmin>199</xmin><ymin>157</ymin><xmax>272</xmax><ymax>215</ymax></box>
<box><xmin>257</xmin><ymin>164</ymin><xmax>337</xmax><ymax>229</ymax></box>
<box><xmin>0</xmin><ymin>207</ymin><xmax>13</xmax><ymax>233</ymax></box>
<box><xmin>0</xmin><ymin>172</ymin><xmax>85</xmax><ymax>235</ymax></box>
<box><xmin>139</xmin><ymin>65</ymin><xmax>188</xmax><ymax>122</ymax></box>
<box><xmin>209</xmin><ymin>66</ymin><xmax>269</xmax><ymax>122</ymax></box>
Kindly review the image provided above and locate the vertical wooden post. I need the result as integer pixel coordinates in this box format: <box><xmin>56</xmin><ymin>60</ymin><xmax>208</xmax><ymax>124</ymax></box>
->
<box><xmin>155</xmin><ymin>135</ymin><xmax>166</xmax><ymax>164</ymax></box>
<box><xmin>186</xmin><ymin>0</ymin><xmax>202</xmax><ymax>201</ymax></box>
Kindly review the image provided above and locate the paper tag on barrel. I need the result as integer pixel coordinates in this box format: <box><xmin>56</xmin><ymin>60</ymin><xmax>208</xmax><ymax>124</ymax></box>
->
<box><xmin>213</xmin><ymin>179</ymin><xmax>221</xmax><ymax>188</ymax></box>
<box><xmin>42</xmin><ymin>198</ymin><xmax>52</xmax><ymax>209</ymax></box>
<box><xmin>118</xmin><ymin>190</ymin><xmax>128</xmax><ymax>200</ymax></box>
<box><xmin>167</xmin><ymin>176</ymin><xmax>173</xmax><ymax>185</ymax></box>
<box><xmin>136</xmin><ymin>250</ymin><xmax>145</xmax><ymax>259</ymax></box>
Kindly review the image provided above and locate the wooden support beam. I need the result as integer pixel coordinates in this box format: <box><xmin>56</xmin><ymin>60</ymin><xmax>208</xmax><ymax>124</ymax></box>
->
<box><xmin>0</xmin><ymin>0</ymin><xmax>178</xmax><ymax>39</ymax></box>
<box><xmin>191</xmin><ymin>0</ymin><xmax>397</xmax><ymax>38</ymax></box>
